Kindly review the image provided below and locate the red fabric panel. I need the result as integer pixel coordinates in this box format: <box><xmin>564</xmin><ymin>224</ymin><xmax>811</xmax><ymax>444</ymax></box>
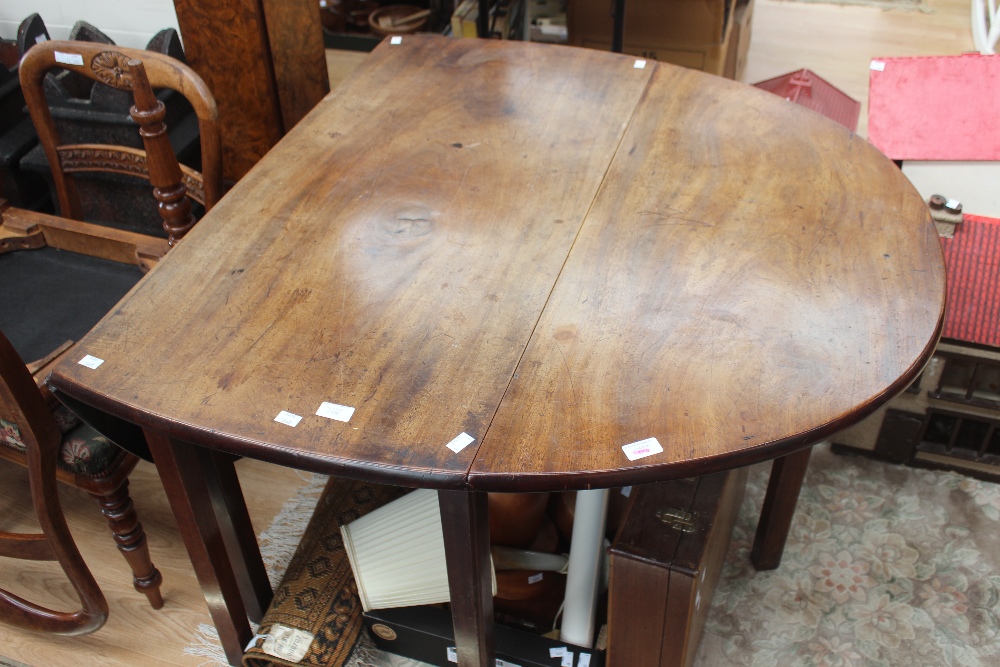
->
<box><xmin>868</xmin><ymin>55</ymin><xmax>1000</xmax><ymax>161</ymax></box>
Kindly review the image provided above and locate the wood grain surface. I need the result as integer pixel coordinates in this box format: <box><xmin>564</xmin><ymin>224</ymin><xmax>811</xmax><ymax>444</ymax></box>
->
<box><xmin>4</xmin><ymin>2</ymin><xmax>973</xmax><ymax>662</ymax></box>
<box><xmin>261</xmin><ymin>0</ymin><xmax>331</xmax><ymax>131</ymax></box>
<box><xmin>49</xmin><ymin>36</ymin><xmax>652</xmax><ymax>489</ymax></box>
<box><xmin>49</xmin><ymin>36</ymin><xmax>943</xmax><ymax>492</ymax></box>
<box><xmin>469</xmin><ymin>63</ymin><xmax>944</xmax><ymax>490</ymax></box>
<box><xmin>171</xmin><ymin>0</ymin><xmax>285</xmax><ymax>180</ymax></box>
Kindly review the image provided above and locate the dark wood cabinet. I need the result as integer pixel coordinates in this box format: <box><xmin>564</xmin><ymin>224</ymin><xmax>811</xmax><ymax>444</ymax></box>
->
<box><xmin>171</xmin><ymin>0</ymin><xmax>329</xmax><ymax>181</ymax></box>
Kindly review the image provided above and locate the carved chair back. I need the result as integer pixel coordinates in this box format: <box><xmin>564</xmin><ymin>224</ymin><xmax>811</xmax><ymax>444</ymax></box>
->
<box><xmin>19</xmin><ymin>40</ymin><xmax>222</xmax><ymax>245</ymax></box>
<box><xmin>0</xmin><ymin>328</ymin><xmax>108</xmax><ymax>635</ymax></box>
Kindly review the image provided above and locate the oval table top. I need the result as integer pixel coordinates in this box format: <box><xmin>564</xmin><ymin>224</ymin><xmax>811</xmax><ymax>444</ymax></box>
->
<box><xmin>49</xmin><ymin>35</ymin><xmax>945</xmax><ymax>492</ymax></box>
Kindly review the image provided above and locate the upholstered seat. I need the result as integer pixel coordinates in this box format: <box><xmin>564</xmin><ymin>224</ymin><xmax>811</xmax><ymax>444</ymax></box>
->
<box><xmin>2</xmin><ymin>405</ymin><xmax>122</xmax><ymax>477</ymax></box>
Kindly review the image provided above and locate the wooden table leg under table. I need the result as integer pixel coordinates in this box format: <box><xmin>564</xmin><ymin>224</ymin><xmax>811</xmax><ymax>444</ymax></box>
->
<box><xmin>751</xmin><ymin>446</ymin><xmax>813</xmax><ymax>571</ymax></box>
<box><xmin>144</xmin><ymin>429</ymin><xmax>272</xmax><ymax>666</ymax></box>
<box><xmin>439</xmin><ymin>490</ymin><xmax>496</xmax><ymax>667</ymax></box>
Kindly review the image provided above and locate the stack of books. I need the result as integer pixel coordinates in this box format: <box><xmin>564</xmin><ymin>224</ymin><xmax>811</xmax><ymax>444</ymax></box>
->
<box><xmin>451</xmin><ymin>0</ymin><xmax>521</xmax><ymax>39</ymax></box>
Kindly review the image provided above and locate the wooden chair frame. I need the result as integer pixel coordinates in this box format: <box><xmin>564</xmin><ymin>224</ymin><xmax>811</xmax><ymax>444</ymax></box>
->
<box><xmin>0</xmin><ymin>329</ymin><xmax>109</xmax><ymax>635</ymax></box>
<box><xmin>0</xmin><ymin>45</ymin><xmax>206</xmax><ymax>623</ymax></box>
<box><xmin>18</xmin><ymin>40</ymin><xmax>222</xmax><ymax>250</ymax></box>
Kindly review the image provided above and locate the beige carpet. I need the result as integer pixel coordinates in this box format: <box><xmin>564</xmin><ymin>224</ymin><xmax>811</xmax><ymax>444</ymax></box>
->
<box><xmin>698</xmin><ymin>444</ymin><xmax>1000</xmax><ymax>666</ymax></box>
<box><xmin>187</xmin><ymin>443</ymin><xmax>1000</xmax><ymax>666</ymax></box>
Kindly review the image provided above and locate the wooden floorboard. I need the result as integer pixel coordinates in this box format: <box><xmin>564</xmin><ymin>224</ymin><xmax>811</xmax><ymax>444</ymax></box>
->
<box><xmin>1</xmin><ymin>3</ymin><xmax>974</xmax><ymax>662</ymax></box>
<box><xmin>740</xmin><ymin>0</ymin><xmax>974</xmax><ymax>137</ymax></box>
<box><xmin>0</xmin><ymin>458</ymin><xmax>309</xmax><ymax>667</ymax></box>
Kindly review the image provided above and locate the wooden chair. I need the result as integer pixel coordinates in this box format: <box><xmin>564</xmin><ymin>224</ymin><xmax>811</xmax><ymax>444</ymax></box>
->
<box><xmin>10</xmin><ymin>39</ymin><xmax>222</xmax><ymax>257</ymax></box>
<box><xmin>0</xmin><ymin>327</ymin><xmax>109</xmax><ymax>635</ymax></box>
<box><xmin>0</xmin><ymin>44</ymin><xmax>222</xmax><ymax>618</ymax></box>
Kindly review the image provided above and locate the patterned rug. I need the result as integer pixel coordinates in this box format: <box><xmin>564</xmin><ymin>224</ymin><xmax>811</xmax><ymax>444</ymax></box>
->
<box><xmin>186</xmin><ymin>443</ymin><xmax>1000</xmax><ymax>666</ymax></box>
<box><xmin>698</xmin><ymin>444</ymin><xmax>1000</xmax><ymax>666</ymax></box>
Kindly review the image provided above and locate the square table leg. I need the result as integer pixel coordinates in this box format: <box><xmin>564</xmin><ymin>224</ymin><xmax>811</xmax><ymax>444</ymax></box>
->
<box><xmin>144</xmin><ymin>429</ymin><xmax>270</xmax><ymax>666</ymax></box>
<box><xmin>205</xmin><ymin>450</ymin><xmax>273</xmax><ymax>622</ymax></box>
<box><xmin>438</xmin><ymin>490</ymin><xmax>495</xmax><ymax>667</ymax></box>
<box><xmin>750</xmin><ymin>446</ymin><xmax>813</xmax><ymax>570</ymax></box>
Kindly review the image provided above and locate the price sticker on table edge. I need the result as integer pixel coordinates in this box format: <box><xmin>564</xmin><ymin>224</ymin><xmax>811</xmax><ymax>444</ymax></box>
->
<box><xmin>78</xmin><ymin>354</ymin><xmax>104</xmax><ymax>369</ymax></box>
<box><xmin>634</xmin><ymin>59</ymin><xmax>647</xmax><ymax>69</ymax></box>
<box><xmin>316</xmin><ymin>401</ymin><xmax>355</xmax><ymax>422</ymax></box>
<box><xmin>446</xmin><ymin>432</ymin><xmax>475</xmax><ymax>453</ymax></box>
<box><xmin>275</xmin><ymin>411</ymin><xmax>303</xmax><ymax>427</ymax></box>
<box><xmin>578</xmin><ymin>653</ymin><xmax>592</xmax><ymax>667</ymax></box>
<box><xmin>390</xmin><ymin>35</ymin><xmax>403</xmax><ymax>44</ymax></box>
<box><xmin>54</xmin><ymin>51</ymin><xmax>84</xmax><ymax>66</ymax></box>
<box><xmin>622</xmin><ymin>437</ymin><xmax>663</xmax><ymax>461</ymax></box>
<box><xmin>550</xmin><ymin>647</ymin><xmax>567</xmax><ymax>658</ymax></box>
<box><xmin>561</xmin><ymin>652</ymin><xmax>574</xmax><ymax>667</ymax></box>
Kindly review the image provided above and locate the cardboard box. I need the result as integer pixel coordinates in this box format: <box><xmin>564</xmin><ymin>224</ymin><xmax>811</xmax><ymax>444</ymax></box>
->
<box><xmin>567</xmin><ymin>0</ymin><xmax>736</xmax><ymax>76</ymax></box>
<box><xmin>365</xmin><ymin>606</ymin><xmax>605</xmax><ymax>667</ymax></box>
<box><xmin>607</xmin><ymin>469</ymin><xmax>747</xmax><ymax>667</ymax></box>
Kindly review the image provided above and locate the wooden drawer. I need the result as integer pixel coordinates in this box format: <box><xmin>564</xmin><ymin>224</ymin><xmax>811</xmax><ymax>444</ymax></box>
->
<box><xmin>608</xmin><ymin>468</ymin><xmax>747</xmax><ymax>667</ymax></box>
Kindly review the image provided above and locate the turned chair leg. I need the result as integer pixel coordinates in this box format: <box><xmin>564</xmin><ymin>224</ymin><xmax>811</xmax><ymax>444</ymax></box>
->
<box><xmin>90</xmin><ymin>479</ymin><xmax>164</xmax><ymax>609</ymax></box>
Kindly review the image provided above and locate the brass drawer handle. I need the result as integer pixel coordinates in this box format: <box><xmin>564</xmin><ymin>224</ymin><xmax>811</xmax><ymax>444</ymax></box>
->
<box><xmin>656</xmin><ymin>508</ymin><xmax>698</xmax><ymax>532</ymax></box>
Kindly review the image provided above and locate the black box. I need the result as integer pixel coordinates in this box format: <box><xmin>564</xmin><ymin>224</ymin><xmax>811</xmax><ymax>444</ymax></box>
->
<box><xmin>365</xmin><ymin>605</ymin><xmax>604</xmax><ymax>667</ymax></box>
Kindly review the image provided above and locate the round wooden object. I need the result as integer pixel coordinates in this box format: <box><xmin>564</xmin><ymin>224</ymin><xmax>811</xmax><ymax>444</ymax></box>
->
<box><xmin>368</xmin><ymin>5</ymin><xmax>429</xmax><ymax>36</ymax></box>
<box><xmin>488</xmin><ymin>492</ymin><xmax>550</xmax><ymax>547</ymax></box>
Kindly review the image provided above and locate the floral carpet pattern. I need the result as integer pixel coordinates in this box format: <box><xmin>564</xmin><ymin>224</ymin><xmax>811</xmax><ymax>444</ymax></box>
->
<box><xmin>187</xmin><ymin>444</ymin><xmax>1000</xmax><ymax>666</ymax></box>
<box><xmin>696</xmin><ymin>444</ymin><xmax>1000</xmax><ymax>667</ymax></box>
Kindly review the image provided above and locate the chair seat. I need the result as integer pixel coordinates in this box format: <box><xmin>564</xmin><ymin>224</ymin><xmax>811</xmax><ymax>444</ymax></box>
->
<box><xmin>0</xmin><ymin>247</ymin><xmax>142</xmax><ymax>363</ymax></box>
<box><xmin>1</xmin><ymin>403</ymin><xmax>127</xmax><ymax>477</ymax></box>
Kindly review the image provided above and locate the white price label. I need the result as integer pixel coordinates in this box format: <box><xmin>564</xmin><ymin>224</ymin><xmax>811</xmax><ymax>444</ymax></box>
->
<box><xmin>446</xmin><ymin>432</ymin><xmax>475</xmax><ymax>453</ymax></box>
<box><xmin>634</xmin><ymin>59</ymin><xmax>647</xmax><ymax>69</ymax></box>
<box><xmin>275</xmin><ymin>411</ymin><xmax>302</xmax><ymax>427</ymax></box>
<box><xmin>622</xmin><ymin>437</ymin><xmax>663</xmax><ymax>461</ymax></box>
<box><xmin>260</xmin><ymin>624</ymin><xmax>314</xmax><ymax>662</ymax></box>
<box><xmin>78</xmin><ymin>354</ymin><xmax>104</xmax><ymax>369</ymax></box>
<box><xmin>870</xmin><ymin>60</ymin><xmax>886</xmax><ymax>71</ymax></box>
<box><xmin>316</xmin><ymin>402</ymin><xmax>355</xmax><ymax>422</ymax></box>
<box><xmin>54</xmin><ymin>51</ymin><xmax>84</xmax><ymax>66</ymax></box>
<box><xmin>578</xmin><ymin>653</ymin><xmax>592</xmax><ymax>667</ymax></box>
